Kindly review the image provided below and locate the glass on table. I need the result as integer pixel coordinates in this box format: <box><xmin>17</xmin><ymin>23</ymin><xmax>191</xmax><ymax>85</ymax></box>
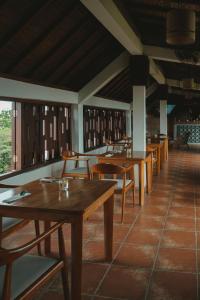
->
<box><xmin>59</xmin><ymin>178</ymin><xmax>69</xmax><ymax>191</ymax></box>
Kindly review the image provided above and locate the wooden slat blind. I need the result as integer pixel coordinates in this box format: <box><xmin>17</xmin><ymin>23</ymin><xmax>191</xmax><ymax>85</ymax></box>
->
<box><xmin>21</xmin><ymin>102</ymin><xmax>71</xmax><ymax>169</ymax></box>
<box><xmin>84</xmin><ymin>106</ymin><xmax>126</xmax><ymax>152</ymax></box>
<box><xmin>21</xmin><ymin>103</ymin><xmax>41</xmax><ymax>168</ymax></box>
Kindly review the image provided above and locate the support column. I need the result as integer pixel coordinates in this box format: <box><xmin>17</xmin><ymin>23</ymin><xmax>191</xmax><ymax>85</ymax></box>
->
<box><xmin>132</xmin><ymin>86</ymin><xmax>146</xmax><ymax>151</ymax></box>
<box><xmin>130</xmin><ymin>55</ymin><xmax>149</xmax><ymax>151</ymax></box>
<box><xmin>71</xmin><ymin>104</ymin><xmax>84</xmax><ymax>153</ymax></box>
<box><xmin>160</xmin><ymin>100</ymin><xmax>168</xmax><ymax>135</ymax></box>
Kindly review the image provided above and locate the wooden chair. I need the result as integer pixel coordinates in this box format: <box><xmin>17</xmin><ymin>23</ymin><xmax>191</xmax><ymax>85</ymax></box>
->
<box><xmin>0</xmin><ymin>184</ymin><xmax>41</xmax><ymax>254</ymax></box>
<box><xmin>91</xmin><ymin>163</ymin><xmax>135</xmax><ymax>223</ymax></box>
<box><xmin>0</xmin><ymin>222</ymin><xmax>69</xmax><ymax>300</ymax></box>
<box><xmin>62</xmin><ymin>150</ymin><xmax>90</xmax><ymax>179</ymax></box>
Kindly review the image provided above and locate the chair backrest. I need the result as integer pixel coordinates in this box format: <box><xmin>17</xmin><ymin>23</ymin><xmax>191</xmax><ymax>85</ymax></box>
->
<box><xmin>0</xmin><ymin>222</ymin><xmax>69</xmax><ymax>300</ymax></box>
<box><xmin>62</xmin><ymin>150</ymin><xmax>90</xmax><ymax>178</ymax></box>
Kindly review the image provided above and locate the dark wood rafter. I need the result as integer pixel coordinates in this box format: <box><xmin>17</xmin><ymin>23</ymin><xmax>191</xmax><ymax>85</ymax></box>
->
<box><xmin>62</xmin><ymin>38</ymin><xmax>123</xmax><ymax>88</ymax></box>
<box><xmin>105</xmin><ymin>74</ymin><xmax>129</xmax><ymax>98</ymax></box>
<box><xmin>99</xmin><ymin>68</ymin><xmax>129</xmax><ymax>96</ymax></box>
<box><xmin>111</xmin><ymin>82</ymin><xmax>131</xmax><ymax>101</ymax></box>
<box><xmin>24</xmin><ymin>8</ymin><xmax>88</xmax><ymax>78</ymax></box>
<box><xmin>41</xmin><ymin>20</ymin><xmax>102</xmax><ymax>83</ymax></box>
<box><xmin>0</xmin><ymin>0</ymin><xmax>48</xmax><ymax>46</ymax></box>
<box><xmin>72</xmin><ymin>46</ymin><xmax>123</xmax><ymax>90</ymax></box>
<box><xmin>51</xmin><ymin>33</ymin><xmax>109</xmax><ymax>85</ymax></box>
<box><xmin>9</xmin><ymin>2</ymin><xmax>78</xmax><ymax>75</ymax></box>
<box><xmin>4</xmin><ymin>0</ymin><xmax>77</xmax><ymax>73</ymax></box>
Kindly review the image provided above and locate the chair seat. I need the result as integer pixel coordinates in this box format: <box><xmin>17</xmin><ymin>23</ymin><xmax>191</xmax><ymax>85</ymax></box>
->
<box><xmin>0</xmin><ymin>255</ymin><xmax>58</xmax><ymax>300</ymax></box>
<box><xmin>66</xmin><ymin>167</ymin><xmax>88</xmax><ymax>174</ymax></box>
<box><xmin>103</xmin><ymin>179</ymin><xmax>133</xmax><ymax>190</ymax></box>
<box><xmin>2</xmin><ymin>217</ymin><xmax>22</xmax><ymax>231</ymax></box>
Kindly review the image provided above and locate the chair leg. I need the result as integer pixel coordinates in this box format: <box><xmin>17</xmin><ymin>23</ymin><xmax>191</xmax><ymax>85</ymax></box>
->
<box><xmin>121</xmin><ymin>192</ymin><xmax>126</xmax><ymax>224</ymax></box>
<box><xmin>132</xmin><ymin>186</ymin><xmax>135</xmax><ymax>206</ymax></box>
<box><xmin>61</xmin><ymin>267</ymin><xmax>70</xmax><ymax>300</ymax></box>
<box><xmin>34</xmin><ymin>220</ymin><xmax>42</xmax><ymax>255</ymax></box>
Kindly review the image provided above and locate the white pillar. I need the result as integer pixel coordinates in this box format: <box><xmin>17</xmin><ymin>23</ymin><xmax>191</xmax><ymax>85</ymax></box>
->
<box><xmin>132</xmin><ymin>86</ymin><xmax>146</xmax><ymax>151</ymax></box>
<box><xmin>126</xmin><ymin>110</ymin><xmax>132</xmax><ymax>137</ymax></box>
<box><xmin>71</xmin><ymin>104</ymin><xmax>84</xmax><ymax>153</ymax></box>
<box><xmin>160</xmin><ymin>100</ymin><xmax>168</xmax><ymax>135</ymax></box>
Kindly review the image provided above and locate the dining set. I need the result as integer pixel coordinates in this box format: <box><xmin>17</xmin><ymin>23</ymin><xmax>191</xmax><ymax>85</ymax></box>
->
<box><xmin>0</xmin><ymin>135</ymin><xmax>168</xmax><ymax>300</ymax></box>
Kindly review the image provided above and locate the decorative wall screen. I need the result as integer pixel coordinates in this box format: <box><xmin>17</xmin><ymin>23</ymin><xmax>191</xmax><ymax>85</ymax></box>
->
<box><xmin>21</xmin><ymin>102</ymin><xmax>71</xmax><ymax>169</ymax></box>
<box><xmin>84</xmin><ymin>106</ymin><xmax>126</xmax><ymax>152</ymax></box>
<box><xmin>176</xmin><ymin>124</ymin><xmax>200</xmax><ymax>143</ymax></box>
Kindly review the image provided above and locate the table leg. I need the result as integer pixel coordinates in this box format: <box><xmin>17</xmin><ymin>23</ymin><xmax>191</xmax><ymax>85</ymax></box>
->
<box><xmin>157</xmin><ymin>147</ymin><xmax>161</xmax><ymax>175</ymax></box>
<box><xmin>71</xmin><ymin>216</ymin><xmax>83</xmax><ymax>300</ymax></box>
<box><xmin>146</xmin><ymin>158</ymin><xmax>152</xmax><ymax>194</ymax></box>
<box><xmin>104</xmin><ymin>194</ymin><xmax>114</xmax><ymax>261</ymax></box>
<box><xmin>165</xmin><ymin>139</ymin><xmax>168</xmax><ymax>161</ymax></box>
<box><xmin>139</xmin><ymin>161</ymin><xmax>144</xmax><ymax>206</ymax></box>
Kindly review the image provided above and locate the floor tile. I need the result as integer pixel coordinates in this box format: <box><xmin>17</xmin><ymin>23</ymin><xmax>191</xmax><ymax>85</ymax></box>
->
<box><xmin>83</xmin><ymin>240</ymin><xmax>120</xmax><ymax>262</ymax></box>
<box><xmin>82</xmin><ymin>263</ymin><xmax>108</xmax><ymax>294</ymax></box>
<box><xmin>97</xmin><ymin>266</ymin><xmax>150</xmax><ymax>299</ymax></box>
<box><xmin>156</xmin><ymin>248</ymin><xmax>196</xmax><ymax>272</ymax></box>
<box><xmin>161</xmin><ymin>230</ymin><xmax>196</xmax><ymax>249</ymax></box>
<box><xmin>165</xmin><ymin>217</ymin><xmax>195</xmax><ymax>231</ymax></box>
<box><xmin>149</xmin><ymin>271</ymin><xmax>197</xmax><ymax>300</ymax></box>
<box><xmin>168</xmin><ymin>207</ymin><xmax>195</xmax><ymax>219</ymax></box>
<box><xmin>114</xmin><ymin>244</ymin><xmax>156</xmax><ymax>269</ymax></box>
<box><xmin>126</xmin><ymin>229</ymin><xmax>161</xmax><ymax>246</ymax></box>
<box><xmin>141</xmin><ymin>206</ymin><xmax>167</xmax><ymax>217</ymax></box>
<box><xmin>134</xmin><ymin>216</ymin><xmax>164</xmax><ymax>230</ymax></box>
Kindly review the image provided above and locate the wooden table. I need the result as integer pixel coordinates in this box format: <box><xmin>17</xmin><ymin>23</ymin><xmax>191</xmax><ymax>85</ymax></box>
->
<box><xmin>97</xmin><ymin>151</ymin><xmax>152</xmax><ymax>206</ymax></box>
<box><xmin>0</xmin><ymin>179</ymin><xmax>116</xmax><ymax>300</ymax></box>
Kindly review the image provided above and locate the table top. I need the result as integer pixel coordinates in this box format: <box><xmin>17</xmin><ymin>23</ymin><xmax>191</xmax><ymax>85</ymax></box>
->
<box><xmin>98</xmin><ymin>151</ymin><xmax>151</xmax><ymax>160</ymax></box>
<box><xmin>0</xmin><ymin>179</ymin><xmax>116</xmax><ymax>220</ymax></box>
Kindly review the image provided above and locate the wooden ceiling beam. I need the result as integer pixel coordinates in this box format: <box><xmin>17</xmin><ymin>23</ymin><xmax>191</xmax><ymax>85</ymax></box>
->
<box><xmin>144</xmin><ymin>45</ymin><xmax>200</xmax><ymax>66</ymax></box>
<box><xmin>81</xmin><ymin>0</ymin><xmax>143</xmax><ymax>54</ymax></box>
<box><xmin>81</xmin><ymin>0</ymin><xmax>165</xmax><ymax>85</ymax></box>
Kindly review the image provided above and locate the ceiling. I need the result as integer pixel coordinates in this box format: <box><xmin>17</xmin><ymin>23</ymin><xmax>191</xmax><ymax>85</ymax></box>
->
<box><xmin>0</xmin><ymin>0</ymin><xmax>200</xmax><ymax>114</ymax></box>
<box><xmin>0</xmin><ymin>0</ymin><xmax>123</xmax><ymax>91</ymax></box>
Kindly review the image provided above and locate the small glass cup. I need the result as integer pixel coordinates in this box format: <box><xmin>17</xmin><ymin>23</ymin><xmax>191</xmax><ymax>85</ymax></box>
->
<box><xmin>59</xmin><ymin>178</ymin><xmax>69</xmax><ymax>191</ymax></box>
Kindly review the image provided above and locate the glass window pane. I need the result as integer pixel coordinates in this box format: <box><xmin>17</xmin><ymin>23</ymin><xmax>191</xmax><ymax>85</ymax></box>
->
<box><xmin>0</xmin><ymin>101</ymin><xmax>15</xmax><ymax>174</ymax></box>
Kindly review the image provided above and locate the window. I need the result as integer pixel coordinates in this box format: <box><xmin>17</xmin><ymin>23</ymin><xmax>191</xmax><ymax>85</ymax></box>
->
<box><xmin>0</xmin><ymin>100</ymin><xmax>71</xmax><ymax>177</ymax></box>
<box><xmin>83</xmin><ymin>106</ymin><xmax>126</xmax><ymax>152</ymax></box>
<box><xmin>0</xmin><ymin>101</ymin><xmax>16</xmax><ymax>174</ymax></box>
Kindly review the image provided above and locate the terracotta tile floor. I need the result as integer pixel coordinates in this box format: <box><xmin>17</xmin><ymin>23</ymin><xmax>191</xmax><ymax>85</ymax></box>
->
<box><xmin>3</xmin><ymin>149</ymin><xmax>200</xmax><ymax>299</ymax></box>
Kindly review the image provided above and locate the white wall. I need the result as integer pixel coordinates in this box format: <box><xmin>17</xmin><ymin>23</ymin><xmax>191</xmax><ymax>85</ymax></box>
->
<box><xmin>0</xmin><ymin>77</ymin><xmax>78</xmax><ymax>104</ymax></box>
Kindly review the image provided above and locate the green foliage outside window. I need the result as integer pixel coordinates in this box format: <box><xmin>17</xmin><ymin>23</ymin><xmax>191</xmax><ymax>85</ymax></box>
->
<box><xmin>0</xmin><ymin>110</ymin><xmax>12</xmax><ymax>174</ymax></box>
